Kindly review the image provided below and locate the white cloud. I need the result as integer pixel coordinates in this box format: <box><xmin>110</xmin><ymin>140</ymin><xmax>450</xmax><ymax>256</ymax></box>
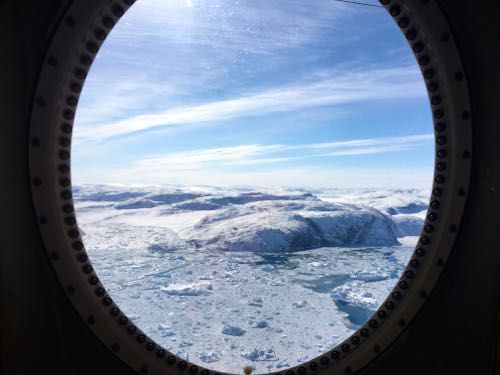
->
<box><xmin>112</xmin><ymin>0</ymin><xmax>359</xmax><ymax>54</ymax></box>
<box><xmin>310</xmin><ymin>133</ymin><xmax>433</xmax><ymax>150</ymax></box>
<box><xmin>73</xmin><ymin>130</ymin><xmax>435</xmax><ymax>190</ymax></box>
<box><xmin>324</xmin><ymin>144</ymin><xmax>412</xmax><ymax>156</ymax></box>
<box><xmin>131</xmin><ymin>133</ymin><xmax>432</xmax><ymax>171</ymax></box>
<box><xmin>74</xmin><ymin>65</ymin><xmax>425</xmax><ymax>142</ymax></box>
<box><xmin>74</xmin><ymin>74</ymin><xmax>176</xmax><ymax>127</ymax></box>
<box><xmin>138</xmin><ymin>144</ymin><xmax>286</xmax><ymax>170</ymax></box>
<box><xmin>72</xmin><ymin>133</ymin><xmax>433</xmax><ymax>188</ymax></box>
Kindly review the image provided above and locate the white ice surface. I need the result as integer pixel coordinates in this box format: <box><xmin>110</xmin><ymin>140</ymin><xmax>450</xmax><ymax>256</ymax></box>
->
<box><xmin>74</xmin><ymin>185</ymin><xmax>423</xmax><ymax>374</ymax></box>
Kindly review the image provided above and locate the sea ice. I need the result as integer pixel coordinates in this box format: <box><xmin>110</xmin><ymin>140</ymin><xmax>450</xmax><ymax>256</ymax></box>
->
<box><xmin>161</xmin><ymin>282</ymin><xmax>213</xmax><ymax>296</ymax></box>
<box><xmin>276</xmin><ymin>361</ymin><xmax>289</xmax><ymax>368</ymax></box>
<box><xmin>248</xmin><ymin>297</ymin><xmax>264</xmax><ymax>307</ymax></box>
<box><xmin>74</xmin><ymin>184</ymin><xmax>423</xmax><ymax>374</ymax></box>
<box><xmin>242</xmin><ymin>348</ymin><xmax>277</xmax><ymax>361</ymax></box>
<box><xmin>198</xmin><ymin>351</ymin><xmax>223</xmax><ymax>363</ymax></box>
<box><xmin>250</xmin><ymin>321</ymin><xmax>269</xmax><ymax>329</ymax></box>
<box><xmin>222</xmin><ymin>326</ymin><xmax>246</xmax><ymax>336</ymax></box>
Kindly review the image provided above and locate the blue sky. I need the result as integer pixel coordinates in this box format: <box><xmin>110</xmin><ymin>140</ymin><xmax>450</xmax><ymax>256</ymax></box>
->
<box><xmin>73</xmin><ymin>0</ymin><xmax>434</xmax><ymax>189</ymax></box>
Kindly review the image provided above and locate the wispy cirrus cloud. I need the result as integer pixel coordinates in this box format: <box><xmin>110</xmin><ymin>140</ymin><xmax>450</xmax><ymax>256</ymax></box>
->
<box><xmin>76</xmin><ymin>0</ymin><xmax>373</xmax><ymax>131</ymax></box>
<box><xmin>73</xmin><ymin>133</ymin><xmax>434</xmax><ymax>189</ymax></box>
<box><xmin>138</xmin><ymin>144</ymin><xmax>286</xmax><ymax>170</ymax></box>
<box><xmin>75</xmin><ymin>65</ymin><xmax>425</xmax><ymax>142</ymax></box>
<box><xmin>131</xmin><ymin>133</ymin><xmax>433</xmax><ymax>171</ymax></box>
<box><xmin>306</xmin><ymin>133</ymin><xmax>432</xmax><ymax>150</ymax></box>
<box><xmin>110</xmin><ymin>0</ymin><xmax>362</xmax><ymax>55</ymax></box>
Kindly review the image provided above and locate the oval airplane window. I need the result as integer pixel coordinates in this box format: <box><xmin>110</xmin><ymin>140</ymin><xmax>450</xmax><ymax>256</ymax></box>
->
<box><xmin>71</xmin><ymin>1</ymin><xmax>433</xmax><ymax>373</ymax></box>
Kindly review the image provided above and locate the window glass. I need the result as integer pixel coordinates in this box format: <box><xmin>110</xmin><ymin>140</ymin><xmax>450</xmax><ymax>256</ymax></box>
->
<box><xmin>73</xmin><ymin>1</ymin><xmax>433</xmax><ymax>373</ymax></box>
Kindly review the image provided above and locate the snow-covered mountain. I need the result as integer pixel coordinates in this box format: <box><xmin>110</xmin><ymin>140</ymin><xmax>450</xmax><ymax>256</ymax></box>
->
<box><xmin>74</xmin><ymin>185</ymin><xmax>427</xmax><ymax>251</ymax></box>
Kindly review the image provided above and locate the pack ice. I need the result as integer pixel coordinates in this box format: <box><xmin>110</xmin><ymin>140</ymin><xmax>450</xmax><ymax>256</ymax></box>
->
<box><xmin>74</xmin><ymin>185</ymin><xmax>428</xmax><ymax>374</ymax></box>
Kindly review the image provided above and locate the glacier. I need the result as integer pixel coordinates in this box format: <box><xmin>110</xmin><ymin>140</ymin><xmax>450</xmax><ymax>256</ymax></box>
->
<box><xmin>74</xmin><ymin>185</ymin><xmax>428</xmax><ymax>374</ymax></box>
